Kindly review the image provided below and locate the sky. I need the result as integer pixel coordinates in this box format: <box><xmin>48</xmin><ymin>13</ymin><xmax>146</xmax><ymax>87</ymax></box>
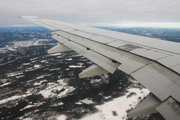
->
<box><xmin>0</xmin><ymin>0</ymin><xmax>180</xmax><ymax>28</ymax></box>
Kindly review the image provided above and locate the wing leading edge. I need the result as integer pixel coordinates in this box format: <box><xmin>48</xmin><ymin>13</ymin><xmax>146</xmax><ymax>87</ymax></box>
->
<box><xmin>20</xmin><ymin>16</ymin><xmax>180</xmax><ymax>120</ymax></box>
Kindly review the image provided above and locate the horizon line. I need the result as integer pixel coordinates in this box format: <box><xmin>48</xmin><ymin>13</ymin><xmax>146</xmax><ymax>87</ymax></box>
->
<box><xmin>1</xmin><ymin>22</ymin><xmax>180</xmax><ymax>28</ymax></box>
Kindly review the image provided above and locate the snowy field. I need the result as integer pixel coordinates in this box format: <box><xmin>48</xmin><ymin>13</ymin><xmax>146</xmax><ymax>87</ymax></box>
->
<box><xmin>22</xmin><ymin>88</ymin><xmax>149</xmax><ymax>120</ymax></box>
<box><xmin>0</xmin><ymin>39</ymin><xmax>55</xmax><ymax>53</ymax></box>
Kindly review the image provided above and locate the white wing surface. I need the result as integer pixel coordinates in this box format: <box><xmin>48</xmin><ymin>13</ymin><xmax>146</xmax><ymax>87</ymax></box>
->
<box><xmin>20</xmin><ymin>16</ymin><xmax>180</xmax><ymax>120</ymax></box>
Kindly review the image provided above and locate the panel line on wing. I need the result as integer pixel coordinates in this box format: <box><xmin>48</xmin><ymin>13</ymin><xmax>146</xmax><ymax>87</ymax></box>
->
<box><xmin>52</xmin><ymin>30</ymin><xmax>154</xmax><ymax>74</ymax></box>
<box><xmin>53</xmin><ymin>34</ymin><xmax>120</xmax><ymax>68</ymax></box>
<box><xmin>52</xmin><ymin>34</ymin><xmax>120</xmax><ymax>73</ymax></box>
<box><xmin>54</xmin><ymin>29</ymin><xmax>180</xmax><ymax>76</ymax></box>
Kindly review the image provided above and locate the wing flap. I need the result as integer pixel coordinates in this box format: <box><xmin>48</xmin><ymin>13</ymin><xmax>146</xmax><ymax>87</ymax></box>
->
<box><xmin>132</xmin><ymin>62</ymin><xmax>180</xmax><ymax>101</ymax></box>
<box><xmin>156</xmin><ymin>97</ymin><xmax>180</xmax><ymax>120</ymax></box>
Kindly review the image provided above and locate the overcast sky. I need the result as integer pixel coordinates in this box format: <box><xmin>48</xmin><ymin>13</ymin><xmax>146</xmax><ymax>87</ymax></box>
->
<box><xmin>0</xmin><ymin>0</ymin><xmax>180</xmax><ymax>27</ymax></box>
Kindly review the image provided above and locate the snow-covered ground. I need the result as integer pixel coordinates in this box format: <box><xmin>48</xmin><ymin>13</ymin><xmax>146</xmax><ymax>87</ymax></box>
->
<box><xmin>6</xmin><ymin>71</ymin><xmax>23</xmax><ymax>77</ymax></box>
<box><xmin>79</xmin><ymin>98</ymin><xmax>95</xmax><ymax>104</ymax></box>
<box><xmin>33</xmin><ymin>64</ymin><xmax>41</xmax><ymax>69</ymax></box>
<box><xmin>39</xmin><ymin>82</ymin><xmax>64</xmax><ymax>98</ymax></box>
<box><xmin>0</xmin><ymin>38</ymin><xmax>151</xmax><ymax>120</ymax></box>
<box><xmin>49</xmin><ymin>87</ymin><xmax>149</xmax><ymax>120</ymax></box>
<box><xmin>69</xmin><ymin>65</ymin><xmax>83</xmax><ymax>68</ymax></box>
<box><xmin>34</xmin><ymin>80</ymin><xmax>47</xmax><ymax>86</ymax></box>
<box><xmin>0</xmin><ymin>93</ymin><xmax>32</xmax><ymax>104</ymax></box>
<box><xmin>82</xmin><ymin>88</ymin><xmax>149</xmax><ymax>120</ymax></box>
<box><xmin>37</xmin><ymin>79</ymin><xmax>76</xmax><ymax>99</ymax></box>
<box><xmin>1</xmin><ymin>39</ymin><xmax>55</xmax><ymax>52</ymax></box>
<box><xmin>49</xmin><ymin>53</ymin><xmax>62</xmax><ymax>56</ymax></box>
<box><xmin>0</xmin><ymin>82</ymin><xmax>11</xmax><ymax>87</ymax></box>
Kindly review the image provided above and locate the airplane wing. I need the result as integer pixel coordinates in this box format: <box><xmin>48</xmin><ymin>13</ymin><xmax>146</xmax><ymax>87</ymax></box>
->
<box><xmin>19</xmin><ymin>16</ymin><xmax>180</xmax><ymax>120</ymax></box>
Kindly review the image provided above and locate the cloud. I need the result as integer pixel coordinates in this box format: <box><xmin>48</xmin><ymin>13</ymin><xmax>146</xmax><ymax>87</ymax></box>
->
<box><xmin>115</xmin><ymin>22</ymin><xmax>180</xmax><ymax>28</ymax></box>
<box><xmin>0</xmin><ymin>0</ymin><xmax>180</xmax><ymax>26</ymax></box>
<box><xmin>11</xmin><ymin>24</ymin><xmax>36</xmax><ymax>27</ymax></box>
